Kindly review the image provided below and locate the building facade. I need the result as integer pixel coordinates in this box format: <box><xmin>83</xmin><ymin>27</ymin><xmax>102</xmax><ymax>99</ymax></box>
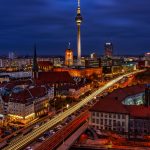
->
<box><xmin>65</xmin><ymin>48</ymin><xmax>73</xmax><ymax>66</ymax></box>
<box><xmin>0</xmin><ymin>84</ymin><xmax>54</xmax><ymax>124</ymax></box>
<box><xmin>54</xmin><ymin>67</ymin><xmax>102</xmax><ymax>78</ymax></box>
<box><xmin>104</xmin><ymin>42</ymin><xmax>113</xmax><ymax>57</ymax></box>
<box><xmin>89</xmin><ymin>85</ymin><xmax>150</xmax><ymax>137</ymax></box>
<box><xmin>90</xmin><ymin>111</ymin><xmax>129</xmax><ymax>133</ymax></box>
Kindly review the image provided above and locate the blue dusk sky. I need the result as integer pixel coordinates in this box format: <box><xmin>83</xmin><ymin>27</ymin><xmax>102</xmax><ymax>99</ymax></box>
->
<box><xmin>0</xmin><ymin>0</ymin><xmax>150</xmax><ymax>56</ymax></box>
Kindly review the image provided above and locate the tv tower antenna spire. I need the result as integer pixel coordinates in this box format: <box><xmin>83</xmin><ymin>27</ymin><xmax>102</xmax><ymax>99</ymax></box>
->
<box><xmin>75</xmin><ymin>0</ymin><xmax>83</xmax><ymax>66</ymax></box>
<box><xmin>78</xmin><ymin>0</ymin><xmax>80</xmax><ymax>7</ymax></box>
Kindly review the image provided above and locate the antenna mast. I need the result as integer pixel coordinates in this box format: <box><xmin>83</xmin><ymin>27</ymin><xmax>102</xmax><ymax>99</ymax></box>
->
<box><xmin>78</xmin><ymin>0</ymin><xmax>80</xmax><ymax>7</ymax></box>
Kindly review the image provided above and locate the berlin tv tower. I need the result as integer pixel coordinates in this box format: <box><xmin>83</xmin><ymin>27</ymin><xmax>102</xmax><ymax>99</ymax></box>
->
<box><xmin>75</xmin><ymin>0</ymin><xmax>83</xmax><ymax>66</ymax></box>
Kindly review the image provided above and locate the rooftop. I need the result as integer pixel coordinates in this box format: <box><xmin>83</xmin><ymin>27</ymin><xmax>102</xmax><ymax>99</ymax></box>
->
<box><xmin>38</xmin><ymin>61</ymin><xmax>53</xmax><ymax>67</ymax></box>
<box><xmin>127</xmin><ymin>105</ymin><xmax>150</xmax><ymax>118</ymax></box>
<box><xmin>35</xmin><ymin>71</ymin><xmax>75</xmax><ymax>84</ymax></box>
<box><xmin>2</xmin><ymin>86</ymin><xmax>48</xmax><ymax>104</ymax></box>
<box><xmin>90</xmin><ymin>97</ymin><xmax>129</xmax><ymax>114</ymax></box>
<box><xmin>0</xmin><ymin>79</ymin><xmax>32</xmax><ymax>90</ymax></box>
<box><xmin>107</xmin><ymin>84</ymin><xmax>145</xmax><ymax>101</ymax></box>
<box><xmin>90</xmin><ymin>85</ymin><xmax>150</xmax><ymax>118</ymax></box>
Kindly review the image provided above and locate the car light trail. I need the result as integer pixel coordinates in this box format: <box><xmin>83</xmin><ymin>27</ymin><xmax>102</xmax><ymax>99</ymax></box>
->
<box><xmin>3</xmin><ymin>70</ymin><xmax>144</xmax><ymax>150</ymax></box>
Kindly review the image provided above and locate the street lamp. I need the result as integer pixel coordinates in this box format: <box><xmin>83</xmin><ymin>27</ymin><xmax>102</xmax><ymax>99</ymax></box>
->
<box><xmin>66</xmin><ymin>104</ymin><xmax>69</xmax><ymax>109</ymax></box>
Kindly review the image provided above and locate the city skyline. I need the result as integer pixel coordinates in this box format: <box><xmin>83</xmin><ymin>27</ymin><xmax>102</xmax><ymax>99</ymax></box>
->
<box><xmin>0</xmin><ymin>0</ymin><xmax>150</xmax><ymax>55</ymax></box>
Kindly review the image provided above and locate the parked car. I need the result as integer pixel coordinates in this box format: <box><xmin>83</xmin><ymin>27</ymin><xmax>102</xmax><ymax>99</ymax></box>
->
<box><xmin>34</xmin><ymin>124</ymin><xmax>39</xmax><ymax>129</ymax></box>
<box><xmin>43</xmin><ymin>131</ymin><xmax>51</xmax><ymax>137</ymax></box>
<box><xmin>37</xmin><ymin>137</ymin><xmax>45</xmax><ymax>142</ymax></box>
<box><xmin>25</xmin><ymin>146</ymin><xmax>33</xmax><ymax>150</ymax></box>
<box><xmin>49</xmin><ymin>130</ymin><xmax>55</xmax><ymax>135</ymax></box>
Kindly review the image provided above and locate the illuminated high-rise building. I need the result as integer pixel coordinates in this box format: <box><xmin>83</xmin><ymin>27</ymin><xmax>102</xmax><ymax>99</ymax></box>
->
<box><xmin>145</xmin><ymin>52</ymin><xmax>150</xmax><ymax>67</ymax></box>
<box><xmin>65</xmin><ymin>43</ymin><xmax>73</xmax><ymax>66</ymax></box>
<box><xmin>104</xmin><ymin>42</ymin><xmax>113</xmax><ymax>57</ymax></box>
<box><xmin>75</xmin><ymin>0</ymin><xmax>83</xmax><ymax>66</ymax></box>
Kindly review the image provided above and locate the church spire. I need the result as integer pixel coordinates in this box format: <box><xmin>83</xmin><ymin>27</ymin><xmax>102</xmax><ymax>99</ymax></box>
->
<box><xmin>32</xmin><ymin>44</ymin><xmax>39</xmax><ymax>79</ymax></box>
<box><xmin>77</xmin><ymin>0</ymin><xmax>81</xmax><ymax>14</ymax></box>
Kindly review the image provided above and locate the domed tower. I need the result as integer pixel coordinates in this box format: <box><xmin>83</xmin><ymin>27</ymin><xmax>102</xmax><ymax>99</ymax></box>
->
<box><xmin>75</xmin><ymin>0</ymin><xmax>83</xmax><ymax>66</ymax></box>
<box><xmin>65</xmin><ymin>42</ymin><xmax>73</xmax><ymax>66</ymax></box>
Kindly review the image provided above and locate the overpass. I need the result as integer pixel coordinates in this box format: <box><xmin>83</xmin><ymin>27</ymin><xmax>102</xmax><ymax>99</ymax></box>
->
<box><xmin>3</xmin><ymin>70</ymin><xmax>144</xmax><ymax>150</ymax></box>
<box><xmin>35</xmin><ymin>111</ymin><xmax>89</xmax><ymax>150</ymax></box>
<box><xmin>57</xmin><ymin>122</ymin><xmax>88</xmax><ymax>150</ymax></box>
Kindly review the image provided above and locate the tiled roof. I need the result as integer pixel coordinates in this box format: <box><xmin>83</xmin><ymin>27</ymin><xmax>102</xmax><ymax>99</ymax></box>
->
<box><xmin>4</xmin><ymin>83</ymin><xmax>16</xmax><ymax>89</ymax></box>
<box><xmin>29</xmin><ymin>86</ymin><xmax>47</xmax><ymax>98</ymax></box>
<box><xmin>106</xmin><ymin>84</ymin><xmax>145</xmax><ymax>102</ymax></box>
<box><xmin>1</xmin><ymin>96</ymin><xmax>9</xmax><ymax>103</ymax></box>
<box><xmin>2</xmin><ymin>86</ymin><xmax>48</xmax><ymax>104</ymax></box>
<box><xmin>10</xmin><ymin>89</ymin><xmax>32</xmax><ymax>103</ymax></box>
<box><xmin>90</xmin><ymin>85</ymin><xmax>149</xmax><ymax>118</ymax></box>
<box><xmin>127</xmin><ymin>105</ymin><xmax>150</xmax><ymax>118</ymax></box>
<box><xmin>35</xmin><ymin>71</ymin><xmax>75</xmax><ymax>84</ymax></box>
<box><xmin>0</xmin><ymin>82</ymin><xmax>8</xmax><ymax>88</ymax></box>
<box><xmin>90</xmin><ymin>97</ymin><xmax>129</xmax><ymax>114</ymax></box>
<box><xmin>38</xmin><ymin>61</ymin><xmax>53</xmax><ymax>67</ymax></box>
<box><xmin>0</xmin><ymin>80</ymin><xmax>32</xmax><ymax>90</ymax></box>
